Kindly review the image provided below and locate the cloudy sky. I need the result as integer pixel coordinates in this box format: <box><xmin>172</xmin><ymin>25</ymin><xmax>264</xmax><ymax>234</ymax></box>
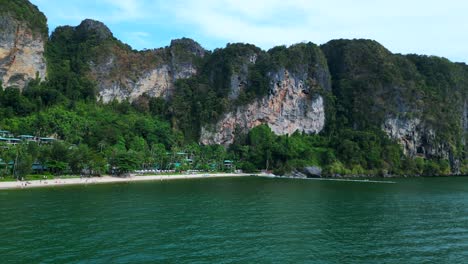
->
<box><xmin>30</xmin><ymin>0</ymin><xmax>467</xmax><ymax>63</ymax></box>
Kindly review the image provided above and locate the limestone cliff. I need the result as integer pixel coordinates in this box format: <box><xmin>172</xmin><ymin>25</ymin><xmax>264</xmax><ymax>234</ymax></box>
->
<box><xmin>83</xmin><ymin>22</ymin><xmax>204</xmax><ymax>102</ymax></box>
<box><xmin>383</xmin><ymin>99</ymin><xmax>467</xmax><ymax>161</ymax></box>
<box><xmin>228</xmin><ymin>54</ymin><xmax>258</xmax><ymax>100</ymax></box>
<box><xmin>199</xmin><ymin>43</ymin><xmax>332</xmax><ymax>145</ymax></box>
<box><xmin>383</xmin><ymin>115</ymin><xmax>467</xmax><ymax>174</ymax></box>
<box><xmin>0</xmin><ymin>13</ymin><xmax>47</xmax><ymax>89</ymax></box>
<box><xmin>201</xmin><ymin>69</ymin><xmax>326</xmax><ymax>145</ymax></box>
<box><xmin>382</xmin><ymin>118</ymin><xmax>445</xmax><ymax>158</ymax></box>
<box><xmin>49</xmin><ymin>20</ymin><xmax>205</xmax><ymax>102</ymax></box>
<box><xmin>94</xmin><ymin>37</ymin><xmax>205</xmax><ymax>102</ymax></box>
<box><xmin>2</xmin><ymin>1</ymin><xmax>465</xmax><ymax>174</ymax></box>
<box><xmin>322</xmin><ymin>40</ymin><xmax>467</xmax><ymax>173</ymax></box>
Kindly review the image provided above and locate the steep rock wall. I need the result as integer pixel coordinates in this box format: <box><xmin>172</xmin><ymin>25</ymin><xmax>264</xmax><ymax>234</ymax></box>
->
<box><xmin>92</xmin><ymin>38</ymin><xmax>204</xmax><ymax>102</ymax></box>
<box><xmin>48</xmin><ymin>19</ymin><xmax>206</xmax><ymax>103</ymax></box>
<box><xmin>200</xmin><ymin>69</ymin><xmax>326</xmax><ymax>145</ymax></box>
<box><xmin>382</xmin><ymin>117</ymin><xmax>446</xmax><ymax>158</ymax></box>
<box><xmin>93</xmin><ymin>56</ymin><xmax>175</xmax><ymax>102</ymax></box>
<box><xmin>0</xmin><ymin>15</ymin><xmax>46</xmax><ymax>89</ymax></box>
<box><xmin>382</xmin><ymin>117</ymin><xmax>466</xmax><ymax>174</ymax></box>
<box><xmin>229</xmin><ymin>54</ymin><xmax>257</xmax><ymax>100</ymax></box>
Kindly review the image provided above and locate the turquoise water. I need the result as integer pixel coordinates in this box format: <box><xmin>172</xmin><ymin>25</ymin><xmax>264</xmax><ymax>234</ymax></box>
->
<box><xmin>1</xmin><ymin>177</ymin><xmax>467</xmax><ymax>263</ymax></box>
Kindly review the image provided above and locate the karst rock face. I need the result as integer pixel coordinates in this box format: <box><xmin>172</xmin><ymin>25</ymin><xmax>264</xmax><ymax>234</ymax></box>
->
<box><xmin>200</xmin><ymin>43</ymin><xmax>332</xmax><ymax>145</ymax></box>
<box><xmin>2</xmin><ymin>1</ymin><xmax>466</xmax><ymax>173</ymax></box>
<box><xmin>382</xmin><ymin>118</ymin><xmax>441</xmax><ymax>157</ymax></box>
<box><xmin>0</xmin><ymin>14</ymin><xmax>47</xmax><ymax>89</ymax></box>
<box><xmin>94</xmin><ymin>36</ymin><xmax>205</xmax><ymax>103</ymax></box>
<box><xmin>67</xmin><ymin>20</ymin><xmax>206</xmax><ymax>102</ymax></box>
<box><xmin>322</xmin><ymin>39</ymin><xmax>467</xmax><ymax>173</ymax></box>
<box><xmin>200</xmin><ymin>68</ymin><xmax>327</xmax><ymax>145</ymax></box>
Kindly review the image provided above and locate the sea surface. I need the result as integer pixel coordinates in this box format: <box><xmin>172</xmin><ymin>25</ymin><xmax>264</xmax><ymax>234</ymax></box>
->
<box><xmin>0</xmin><ymin>177</ymin><xmax>467</xmax><ymax>263</ymax></box>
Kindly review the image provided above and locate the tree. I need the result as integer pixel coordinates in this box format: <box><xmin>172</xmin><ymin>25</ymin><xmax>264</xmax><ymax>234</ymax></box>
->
<box><xmin>0</xmin><ymin>145</ymin><xmax>15</xmax><ymax>176</ymax></box>
<box><xmin>88</xmin><ymin>152</ymin><xmax>107</xmax><ymax>176</ymax></box>
<box><xmin>112</xmin><ymin>150</ymin><xmax>140</xmax><ymax>175</ymax></box>
<box><xmin>45</xmin><ymin>141</ymin><xmax>70</xmax><ymax>175</ymax></box>
<box><xmin>14</xmin><ymin>144</ymin><xmax>33</xmax><ymax>180</ymax></box>
<box><xmin>337</xmin><ymin>139</ymin><xmax>360</xmax><ymax>166</ymax></box>
<box><xmin>151</xmin><ymin>143</ymin><xmax>167</xmax><ymax>170</ymax></box>
<box><xmin>68</xmin><ymin>144</ymin><xmax>91</xmax><ymax>175</ymax></box>
<box><xmin>248</xmin><ymin>125</ymin><xmax>275</xmax><ymax>170</ymax></box>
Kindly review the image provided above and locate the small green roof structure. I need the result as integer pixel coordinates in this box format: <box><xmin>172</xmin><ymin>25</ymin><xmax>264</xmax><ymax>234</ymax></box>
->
<box><xmin>39</xmin><ymin>137</ymin><xmax>56</xmax><ymax>143</ymax></box>
<box><xmin>0</xmin><ymin>137</ymin><xmax>20</xmax><ymax>142</ymax></box>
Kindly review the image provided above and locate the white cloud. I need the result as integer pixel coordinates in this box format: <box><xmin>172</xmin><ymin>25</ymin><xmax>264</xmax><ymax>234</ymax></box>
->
<box><xmin>167</xmin><ymin>0</ymin><xmax>468</xmax><ymax>62</ymax></box>
<box><xmin>29</xmin><ymin>0</ymin><xmax>468</xmax><ymax>62</ymax></box>
<box><xmin>170</xmin><ymin>0</ymin><xmax>317</xmax><ymax>47</ymax></box>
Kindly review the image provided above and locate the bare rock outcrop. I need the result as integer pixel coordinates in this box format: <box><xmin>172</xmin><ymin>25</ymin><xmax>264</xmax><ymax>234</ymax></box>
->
<box><xmin>94</xmin><ymin>59</ymin><xmax>175</xmax><ymax>102</ymax></box>
<box><xmin>382</xmin><ymin>117</ymin><xmax>450</xmax><ymax>159</ymax></box>
<box><xmin>70</xmin><ymin>20</ymin><xmax>206</xmax><ymax>103</ymax></box>
<box><xmin>200</xmin><ymin>69</ymin><xmax>326</xmax><ymax>145</ymax></box>
<box><xmin>0</xmin><ymin>15</ymin><xmax>46</xmax><ymax>89</ymax></box>
<box><xmin>94</xmin><ymin>38</ymin><xmax>204</xmax><ymax>102</ymax></box>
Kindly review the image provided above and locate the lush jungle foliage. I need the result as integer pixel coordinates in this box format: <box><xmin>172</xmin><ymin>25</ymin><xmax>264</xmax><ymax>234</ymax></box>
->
<box><xmin>322</xmin><ymin>40</ymin><xmax>467</xmax><ymax>166</ymax></box>
<box><xmin>1</xmin><ymin>38</ymin><xmax>466</xmax><ymax>178</ymax></box>
<box><xmin>0</xmin><ymin>1</ymin><xmax>466</xmax><ymax>178</ymax></box>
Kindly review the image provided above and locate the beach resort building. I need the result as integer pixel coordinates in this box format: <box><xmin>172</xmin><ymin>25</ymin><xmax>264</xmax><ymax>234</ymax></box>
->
<box><xmin>0</xmin><ymin>129</ymin><xmax>57</xmax><ymax>146</ymax></box>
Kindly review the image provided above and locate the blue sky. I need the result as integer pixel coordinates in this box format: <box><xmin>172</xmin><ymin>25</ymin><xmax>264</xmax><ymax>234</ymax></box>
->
<box><xmin>30</xmin><ymin>0</ymin><xmax>467</xmax><ymax>63</ymax></box>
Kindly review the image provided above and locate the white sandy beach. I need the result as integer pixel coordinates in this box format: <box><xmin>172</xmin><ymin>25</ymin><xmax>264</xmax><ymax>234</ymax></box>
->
<box><xmin>0</xmin><ymin>173</ymin><xmax>258</xmax><ymax>190</ymax></box>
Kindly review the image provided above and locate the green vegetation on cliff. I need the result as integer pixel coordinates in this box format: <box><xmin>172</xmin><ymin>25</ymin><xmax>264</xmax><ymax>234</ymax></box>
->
<box><xmin>230</xmin><ymin>125</ymin><xmax>453</xmax><ymax>176</ymax></box>
<box><xmin>321</xmin><ymin>39</ymin><xmax>423</xmax><ymax>129</ymax></box>
<box><xmin>0</xmin><ymin>3</ymin><xmax>466</xmax><ymax>177</ymax></box>
<box><xmin>169</xmin><ymin>42</ymin><xmax>332</xmax><ymax>141</ymax></box>
<box><xmin>406</xmin><ymin>54</ymin><xmax>467</xmax><ymax>152</ymax></box>
<box><xmin>169</xmin><ymin>43</ymin><xmax>265</xmax><ymax>140</ymax></box>
<box><xmin>2</xmin><ymin>38</ymin><xmax>466</xmax><ymax>177</ymax></box>
<box><xmin>322</xmin><ymin>39</ymin><xmax>466</xmax><ymax>164</ymax></box>
<box><xmin>0</xmin><ymin>0</ymin><xmax>48</xmax><ymax>37</ymax></box>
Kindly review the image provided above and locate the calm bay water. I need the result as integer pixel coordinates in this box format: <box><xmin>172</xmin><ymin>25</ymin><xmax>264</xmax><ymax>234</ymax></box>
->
<box><xmin>0</xmin><ymin>177</ymin><xmax>467</xmax><ymax>263</ymax></box>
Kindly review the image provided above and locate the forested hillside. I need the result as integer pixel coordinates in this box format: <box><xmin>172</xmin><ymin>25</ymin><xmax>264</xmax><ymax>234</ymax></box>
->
<box><xmin>0</xmin><ymin>0</ymin><xmax>466</xmax><ymax>179</ymax></box>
